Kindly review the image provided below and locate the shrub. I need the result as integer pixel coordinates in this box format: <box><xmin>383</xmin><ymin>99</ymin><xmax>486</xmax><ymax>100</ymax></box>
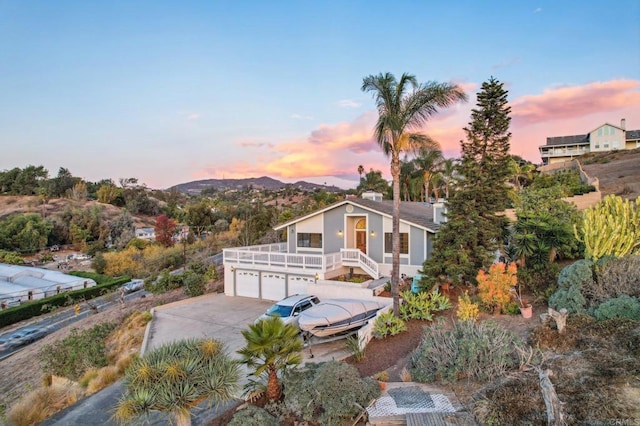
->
<box><xmin>430</xmin><ymin>291</ymin><xmax>452</xmax><ymax>311</ymax></box>
<box><xmin>410</xmin><ymin>320</ymin><xmax>520</xmax><ymax>383</ymax></box>
<box><xmin>477</xmin><ymin>263</ymin><xmax>517</xmax><ymax>314</ymax></box>
<box><xmin>373</xmin><ymin>310</ymin><xmax>407</xmax><ymax>338</ymax></box>
<box><xmin>345</xmin><ymin>335</ymin><xmax>366</xmax><ymax>362</ymax></box>
<box><xmin>557</xmin><ymin>259</ymin><xmax>594</xmax><ymax>290</ymax></box>
<box><xmin>589</xmin><ymin>255</ymin><xmax>640</xmax><ymax>305</ymax></box>
<box><xmin>281</xmin><ymin>361</ymin><xmax>380</xmax><ymax>425</ymax></box>
<box><xmin>183</xmin><ymin>270</ymin><xmax>206</xmax><ymax>297</ymax></box>
<box><xmin>400</xmin><ymin>291</ymin><xmax>434</xmax><ymax>321</ymax></box>
<box><xmin>594</xmin><ymin>296</ymin><xmax>640</xmax><ymax>321</ymax></box>
<box><xmin>39</xmin><ymin>323</ymin><xmax>116</xmax><ymax>381</ymax></box>
<box><xmin>7</xmin><ymin>384</ymin><xmax>83</xmax><ymax>426</ymax></box>
<box><xmin>229</xmin><ymin>405</ymin><xmax>278</xmax><ymax>426</ymax></box>
<box><xmin>456</xmin><ymin>291</ymin><xmax>479</xmax><ymax>321</ymax></box>
<box><xmin>517</xmin><ymin>263</ymin><xmax>560</xmax><ymax>301</ymax></box>
<box><xmin>548</xmin><ymin>283</ymin><xmax>586</xmax><ymax>314</ymax></box>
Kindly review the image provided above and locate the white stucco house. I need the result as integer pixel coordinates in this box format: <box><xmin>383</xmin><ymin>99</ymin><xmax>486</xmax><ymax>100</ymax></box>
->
<box><xmin>223</xmin><ymin>192</ymin><xmax>446</xmax><ymax>301</ymax></box>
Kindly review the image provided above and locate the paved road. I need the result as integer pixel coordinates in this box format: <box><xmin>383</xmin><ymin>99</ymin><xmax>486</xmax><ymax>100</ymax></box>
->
<box><xmin>0</xmin><ymin>288</ymin><xmax>148</xmax><ymax>360</ymax></box>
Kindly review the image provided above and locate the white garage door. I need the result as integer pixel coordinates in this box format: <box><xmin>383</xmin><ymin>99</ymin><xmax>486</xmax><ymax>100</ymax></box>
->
<box><xmin>261</xmin><ymin>273</ymin><xmax>286</xmax><ymax>301</ymax></box>
<box><xmin>288</xmin><ymin>275</ymin><xmax>313</xmax><ymax>296</ymax></box>
<box><xmin>235</xmin><ymin>270</ymin><xmax>260</xmax><ymax>298</ymax></box>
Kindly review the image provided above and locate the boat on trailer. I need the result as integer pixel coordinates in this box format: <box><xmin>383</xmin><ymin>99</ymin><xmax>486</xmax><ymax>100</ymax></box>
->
<box><xmin>298</xmin><ymin>299</ymin><xmax>386</xmax><ymax>337</ymax></box>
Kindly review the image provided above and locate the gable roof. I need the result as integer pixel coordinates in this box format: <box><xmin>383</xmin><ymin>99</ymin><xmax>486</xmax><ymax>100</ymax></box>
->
<box><xmin>274</xmin><ymin>199</ymin><xmax>441</xmax><ymax>233</ymax></box>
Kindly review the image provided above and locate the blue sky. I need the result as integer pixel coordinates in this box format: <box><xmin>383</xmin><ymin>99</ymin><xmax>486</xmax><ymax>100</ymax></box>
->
<box><xmin>1</xmin><ymin>1</ymin><xmax>639</xmax><ymax>189</ymax></box>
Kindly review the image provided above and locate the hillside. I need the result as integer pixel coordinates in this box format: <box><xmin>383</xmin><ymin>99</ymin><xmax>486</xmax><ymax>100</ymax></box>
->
<box><xmin>580</xmin><ymin>147</ymin><xmax>640</xmax><ymax>200</ymax></box>
<box><xmin>0</xmin><ymin>196</ymin><xmax>156</xmax><ymax>228</ymax></box>
<box><xmin>172</xmin><ymin>176</ymin><xmax>342</xmax><ymax>195</ymax></box>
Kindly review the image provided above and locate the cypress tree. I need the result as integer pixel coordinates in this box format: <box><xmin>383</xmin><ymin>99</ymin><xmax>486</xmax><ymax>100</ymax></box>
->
<box><xmin>423</xmin><ymin>77</ymin><xmax>512</xmax><ymax>285</ymax></box>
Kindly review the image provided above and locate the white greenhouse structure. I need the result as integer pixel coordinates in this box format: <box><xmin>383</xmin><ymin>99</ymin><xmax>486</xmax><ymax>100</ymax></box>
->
<box><xmin>0</xmin><ymin>264</ymin><xmax>97</xmax><ymax>308</ymax></box>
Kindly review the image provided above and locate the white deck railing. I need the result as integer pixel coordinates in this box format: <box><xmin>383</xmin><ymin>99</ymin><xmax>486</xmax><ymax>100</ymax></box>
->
<box><xmin>340</xmin><ymin>249</ymin><xmax>380</xmax><ymax>279</ymax></box>
<box><xmin>223</xmin><ymin>245</ymin><xmax>379</xmax><ymax>278</ymax></box>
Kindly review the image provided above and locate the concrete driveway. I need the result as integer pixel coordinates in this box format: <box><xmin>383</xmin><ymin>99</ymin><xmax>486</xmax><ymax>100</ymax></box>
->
<box><xmin>146</xmin><ymin>294</ymin><xmax>272</xmax><ymax>355</ymax></box>
<box><xmin>146</xmin><ymin>293</ymin><xmax>350</xmax><ymax>376</ymax></box>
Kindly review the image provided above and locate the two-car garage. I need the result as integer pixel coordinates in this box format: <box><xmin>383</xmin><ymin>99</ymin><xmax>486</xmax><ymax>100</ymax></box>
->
<box><xmin>231</xmin><ymin>269</ymin><xmax>314</xmax><ymax>301</ymax></box>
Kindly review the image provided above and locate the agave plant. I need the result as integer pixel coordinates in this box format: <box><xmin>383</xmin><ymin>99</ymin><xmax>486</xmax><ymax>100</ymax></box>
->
<box><xmin>113</xmin><ymin>338</ymin><xmax>239</xmax><ymax>426</ymax></box>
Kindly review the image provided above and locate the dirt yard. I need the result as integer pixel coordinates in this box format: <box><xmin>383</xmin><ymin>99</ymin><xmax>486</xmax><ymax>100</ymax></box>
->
<box><xmin>581</xmin><ymin>147</ymin><xmax>640</xmax><ymax>200</ymax></box>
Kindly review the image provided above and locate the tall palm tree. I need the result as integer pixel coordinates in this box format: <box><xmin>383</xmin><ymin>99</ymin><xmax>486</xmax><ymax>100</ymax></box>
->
<box><xmin>357</xmin><ymin>164</ymin><xmax>365</xmax><ymax>182</ymax></box>
<box><xmin>362</xmin><ymin>72</ymin><xmax>467</xmax><ymax>315</ymax></box>
<box><xmin>113</xmin><ymin>338</ymin><xmax>239</xmax><ymax>426</ymax></box>
<box><xmin>237</xmin><ymin>316</ymin><xmax>303</xmax><ymax>402</ymax></box>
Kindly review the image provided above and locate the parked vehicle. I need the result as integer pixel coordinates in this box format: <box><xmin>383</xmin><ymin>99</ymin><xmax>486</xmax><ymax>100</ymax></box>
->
<box><xmin>121</xmin><ymin>279</ymin><xmax>144</xmax><ymax>294</ymax></box>
<box><xmin>256</xmin><ymin>294</ymin><xmax>320</xmax><ymax>327</ymax></box>
<box><xmin>8</xmin><ymin>327</ymin><xmax>48</xmax><ymax>346</ymax></box>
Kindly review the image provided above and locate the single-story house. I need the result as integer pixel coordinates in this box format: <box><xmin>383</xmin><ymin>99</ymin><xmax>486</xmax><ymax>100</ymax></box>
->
<box><xmin>223</xmin><ymin>192</ymin><xmax>446</xmax><ymax>301</ymax></box>
<box><xmin>135</xmin><ymin>227</ymin><xmax>156</xmax><ymax>241</ymax></box>
<box><xmin>0</xmin><ymin>264</ymin><xmax>97</xmax><ymax>307</ymax></box>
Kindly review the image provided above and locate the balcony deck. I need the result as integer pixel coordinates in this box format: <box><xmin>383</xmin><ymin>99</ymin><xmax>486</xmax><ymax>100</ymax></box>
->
<box><xmin>223</xmin><ymin>243</ymin><xmax>379</xmax><ymax>278</ymax></box>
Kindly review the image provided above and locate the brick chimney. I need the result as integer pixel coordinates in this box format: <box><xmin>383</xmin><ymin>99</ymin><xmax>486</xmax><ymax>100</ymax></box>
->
<box><xmin>621</xmin><ymin>118</ymin><xmax>626</xmax><ymax>130</ymax></box>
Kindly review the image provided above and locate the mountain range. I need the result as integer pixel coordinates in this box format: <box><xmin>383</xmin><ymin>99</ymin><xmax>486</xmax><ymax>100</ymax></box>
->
<box><xmin>171</xmin><ymin>176</ymin><xmax>343</xmax><ymax>195</ymax></box>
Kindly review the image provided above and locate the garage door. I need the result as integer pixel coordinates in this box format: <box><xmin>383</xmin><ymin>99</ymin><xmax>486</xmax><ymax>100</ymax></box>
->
<box><xmin>261</xmin><ymin>273</ymin><xmax>286</xmax><ymax>301</ymax></box>
<box><xmin>288</xmin><ymin>275</ymin><xmax>313</xmax><ymax>296</ymax></box>
<box><xmin>235</xmin><ymin>270</ymin><xmax>260</xmax><ymax>298</ymax></box>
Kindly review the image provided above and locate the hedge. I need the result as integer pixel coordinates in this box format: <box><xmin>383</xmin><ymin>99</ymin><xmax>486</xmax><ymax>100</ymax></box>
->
<box><xmin>0</xmin><ymin>274</ymin><xmax>130</xmax><ymax>328</ymax></box>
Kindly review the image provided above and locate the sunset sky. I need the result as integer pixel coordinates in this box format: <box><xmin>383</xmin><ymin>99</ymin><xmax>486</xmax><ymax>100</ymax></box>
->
<box><xmin>2</xmin><ymin>1</ymin><xmax>639</xmax><ymax>189</ymax></box>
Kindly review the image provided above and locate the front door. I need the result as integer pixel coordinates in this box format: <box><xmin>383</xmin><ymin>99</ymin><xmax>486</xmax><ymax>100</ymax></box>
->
<box><xmin>356</xmin><ymin>230</ymin><xmax>367</xmax><ymax>254</ymax></box>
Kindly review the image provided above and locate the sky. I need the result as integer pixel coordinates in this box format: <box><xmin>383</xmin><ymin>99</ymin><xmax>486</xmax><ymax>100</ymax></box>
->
<box><xmin>1</xmin><ymin>1</ymin><xmax>639</xmax><ymax>190</ymax></box>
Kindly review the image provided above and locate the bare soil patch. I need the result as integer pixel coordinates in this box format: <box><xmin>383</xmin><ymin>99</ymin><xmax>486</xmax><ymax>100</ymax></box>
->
<box><xmin>581</xmin><ymin>147</ymin><xmax>640</xmax><ymax>200</ymax></box>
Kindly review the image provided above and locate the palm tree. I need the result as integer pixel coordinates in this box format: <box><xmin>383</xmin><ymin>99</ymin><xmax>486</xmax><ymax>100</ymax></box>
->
<box><xmin>357</xmin><ymin>164</ymin><xmax>365</xmax><ymax>182</ymax></box>
<box><xmin>440</xmin><ymin>158</ymin><xmax>457</xmax><ymax>199</ymax></box>
<box><xmin>237</xmin><ymin>316</ymin><xmax>303</xmax><ymax>402</ymax></box>
<box><xmin>414</xmin><ymin>147</ymin><xmax>443</xmax><ymax>202</ymax></box>
<box><xmin>399</xmin><ymin>159</ymin><xmax>416</xmax><ymax>201</ymax></box>
<box><xmin>357</xmin><ymin>168</ymin><xmax>390</xmax><ymax>195</ymax></box>
<box><xmin>113</xmin><ymin>338</ymin><xmax>239</xmax><ymax>426</ymax></box>
<box><xmin>362</xmin><ymin>72</ymin><xmax>467</xmax><ymax>315</ymax></box>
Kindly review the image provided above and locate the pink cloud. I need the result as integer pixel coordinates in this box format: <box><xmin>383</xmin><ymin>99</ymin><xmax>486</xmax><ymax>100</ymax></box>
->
<box><xmin>512</xmin><ymin>79</ymin><xmax>640</xmax><ymax>125</ymax></box>
<box><xmin>509</xmin><ymin>79</ymin><xmax>640</xmax><ymax>163</ymax></box>
<box><xmin>194</xmin><ymin>78</ymin><xmax>640</xmax><ymax>183</ymax></box>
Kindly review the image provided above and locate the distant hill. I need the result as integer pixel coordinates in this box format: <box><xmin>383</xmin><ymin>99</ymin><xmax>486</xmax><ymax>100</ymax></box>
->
<box><xmin>172</xmin><ymin>176</ymin><xmax>342</xmax><ymax>195</ymax></box>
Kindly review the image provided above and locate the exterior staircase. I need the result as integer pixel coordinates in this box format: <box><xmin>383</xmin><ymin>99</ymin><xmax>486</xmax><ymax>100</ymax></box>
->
<box><xmin>340</xmin><ymin>249</ymin><xmax>380</xmax><ymax>279</ymax></box>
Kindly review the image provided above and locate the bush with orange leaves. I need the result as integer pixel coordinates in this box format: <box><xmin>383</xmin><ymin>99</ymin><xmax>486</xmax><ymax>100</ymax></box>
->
<box><xmin>477</xmin><ymin>262</ymin><xmax>517</xmax><ymax>314</ymax></box>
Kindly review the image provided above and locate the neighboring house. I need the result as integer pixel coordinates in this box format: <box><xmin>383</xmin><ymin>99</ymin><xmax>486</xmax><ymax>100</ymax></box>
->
<box><xmin>539</xmin><ymin>119</ymin><xmax>640</xmax><ymax>165</ymax></box>
<box><xmin>223</xmin><ymin>192</ymin><xmax>445</xmax><ymax>301</ymax></box>
<box><xmin>135</xmin><ymin>227</ymin><xmax>156</xmax><ymax>241</ymax></box>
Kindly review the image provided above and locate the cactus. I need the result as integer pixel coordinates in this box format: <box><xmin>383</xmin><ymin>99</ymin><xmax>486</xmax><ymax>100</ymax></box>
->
<box><xmin>574</xmin><ymin>195</ymin><xmax>640</xmax><ymax>261</ymax></box>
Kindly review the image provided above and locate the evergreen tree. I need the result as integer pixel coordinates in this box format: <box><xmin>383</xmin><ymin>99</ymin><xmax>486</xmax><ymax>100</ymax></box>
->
<box><xmin>423</xmin><ymin>77</ymin><xmax>512</xmax><ymax>285</ymax></box>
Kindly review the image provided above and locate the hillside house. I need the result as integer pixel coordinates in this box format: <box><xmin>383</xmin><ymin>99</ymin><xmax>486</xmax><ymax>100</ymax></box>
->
<box><xmin>539</xmin><ymin>119</ymin><xmax>640</xmax><ymax>165</ymax></box>
<box><xmin>223</xmin><ymin>192</ymin><xmax>445</xmax><ymax>301</ymax></box>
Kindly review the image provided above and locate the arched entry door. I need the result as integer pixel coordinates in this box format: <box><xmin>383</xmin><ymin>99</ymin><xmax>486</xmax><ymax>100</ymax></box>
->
<box><xmin>355</xmin><ymin>218</ymin><xmax>367</xmax><ymax>254</ymax></box>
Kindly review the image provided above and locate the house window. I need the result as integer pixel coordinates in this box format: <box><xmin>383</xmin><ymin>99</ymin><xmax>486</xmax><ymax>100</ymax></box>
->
<box><xmin>604</xmin><ymin>143</ymin><xmax>609</xmax><ymax>149</ymax></box>
<box><xmin>384</xmin><ymin>233</ymin><xmax>409</xmax><ymax>254</ymax></box>
<box><xmin>297</xmin><ymin>233</ymin><xmax>322</xmax><ymax>248</ymax></box>
<box><xmin>595</xmin><ymin>144</ymin><xmax>600</xmax><ymax>149</ymax></box>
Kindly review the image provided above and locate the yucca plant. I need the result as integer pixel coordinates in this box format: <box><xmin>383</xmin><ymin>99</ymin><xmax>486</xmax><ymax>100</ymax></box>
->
<box><xmin>237</xmin><ymin>316</ymin><xmax>303</xmax><ymax>402</ymax></box>
<box><xmin>113</xmin><ymin>338</ymin><xmax>239</xmax><ymax>426</ymax></box>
